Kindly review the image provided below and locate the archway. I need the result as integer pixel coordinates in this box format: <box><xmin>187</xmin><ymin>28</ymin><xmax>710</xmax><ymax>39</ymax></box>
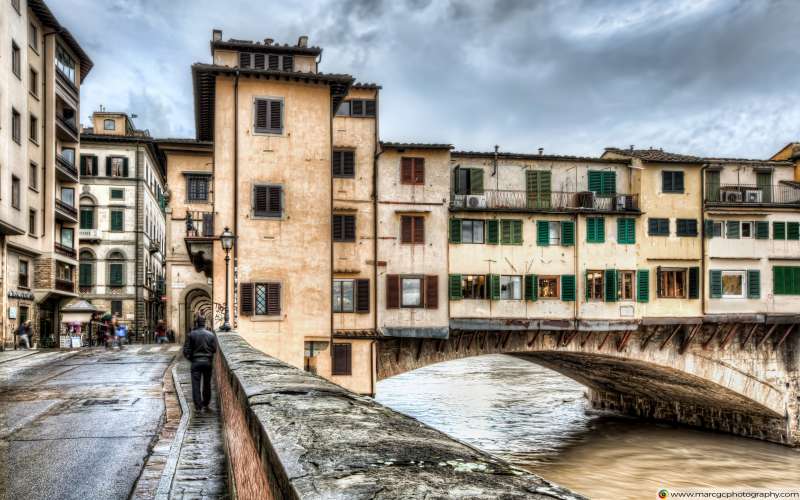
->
<box><xmin>180</xmin><ymin>286</ymin><xmax>212</xmax><ymax>340</ymax></box>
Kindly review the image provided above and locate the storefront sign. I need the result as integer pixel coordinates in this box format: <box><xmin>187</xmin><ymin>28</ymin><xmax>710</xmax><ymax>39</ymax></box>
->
<box><xmin>8</xmin><ymin>290</ymin><xmax>34</xmax><ymax>300</ymax></box>
<box><xmin>8</xmin><ymin>307</ymin><xmax>16</xmax><ymax>319</ymax></box>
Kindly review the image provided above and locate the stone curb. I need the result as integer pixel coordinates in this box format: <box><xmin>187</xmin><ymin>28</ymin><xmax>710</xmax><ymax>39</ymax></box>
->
<box><xmin>155</xmin><ymin>363</ymin><xmax>191</xmax><ymax>499</ymax></box>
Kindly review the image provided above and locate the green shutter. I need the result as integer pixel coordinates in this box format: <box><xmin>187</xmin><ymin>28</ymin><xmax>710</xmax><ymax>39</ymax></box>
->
<box><xmin>587</xmin><ymin>217</ymin><xmax>605</xmax><ymax>243</ymax></box>
<box><xmin>773</xmin><ymin>266</ymin><xmax>800</xmax><ymax>295</ymax></box>
<box><xmin>80</xmin><ymin>209</ymin><xmax>93</xmax><ymax>230</ymax></box>
<box><xmin>637</xmin><ymin>269</ymin><xmax>649</xmax><ymax>303</ymax></box>
<box><xmin>755</xmin><ymin>221</ymin><xmax>769</xmax><ymax>240</ymax></box>
<box><xmin>526</xmin><ymin>171</ymin><xmax>551</xmax><ymax>209</ymax></box>
<box><xmin>726</xmin><ymin>220</ymin><xmax>739</xmax><ymax>239</ymax></box>
<box><xmin>774</xmin><ymin>267</ymin><xmax>785</xmax><ymax>295</ymax></box>
<box><xmin>536</xmin><ymin>220</ymin><xmax>549</xmax><ymax>246</ymax></box>
<box><xmin>587</xmin><ymin>171</ymin><xmax>615</xmax><ymax>196</ymax></box>
<box><xmin>788</xmin><ymin>222</ymin><xmax>799</xmax><ymax>240</ymax></box>
<box><xmin>617</xmin><ymin>218</ymin><xmax>634</xmax><ymax>244</ymax></box>
<box><xmin>688</xmin><ymin>267</ymin><xmax>699</xmax><ymax>299</ymax></box>
<box><xmin>561</xmin><ymin>274</ymin><xmax>575</xmax><ymax>302</ymax></box>
<box><xmin>449</xmin><ymin>219</ymin><xmax>462</xmax><ymax>243</ymax></box>
<box><xmin>469</xmin><ymin>168</ymin><xmax>484</xmax><ymax>195</ymax></box>
<box><xmin>709</xmin><ymin>270</ymin><xmax>722</xmax><ymax>298</ymax></box>
<box><xmin>79</xmin><ymin>263</ymin><xmax>92</xmax><ymax>287</ymax></box>
<box><xmin>585</xmin><ymin>270</ymin><xmax>591</xmax><ymax>300</ymax></box>
<box><xmin>111</xmin><ymin>211</ymin><xmax>123</xmax><ymax>231</ymax></box>
<box><xmin>511</xmin><ymin>220</ymin><xmax>523</xmax><ymax>245</ymax></box>
<box><xmin>773</xmin><ymin>222</ymin><xmax>786</xmax><ymax>240</ymax></box>
<box><xmin>605</xmin><ymin>269</ymin><xmax>617</xmax><ymax>302</ymax></box>
<box><xmin>561</xmin><ymin>221</ymin><xmax>574</xmax><ymax>246</ymax></box>
<box><xmin>706</xmin><ymin>170</ymin><xmax>720</xmax><ymax>201</ymax></box>
<box><xmin>704</xmin><ymin>219</ymin><xmax>714</xmax><ymax>239</ymax></box>
<box><xmin>524</xmin><ymin>274</ymin><xmax>537</xmax><ymax>301</ymax></box>
<box><xmin>500</xmin><ymin>220</ymin><xmax>512</xmax><ymax>244</ymax></box>
<box><xmin>109</xmin><ymin>263</ymin><xmax>123</xmax><ymax>286</ymax></box>
<box><xmin>588</xmin><ymin>171</ymin><xmax>601</xmax><ymax>193</ymax></box>
<box><xmin>486</xmin><ymin>220</ymin><xmax>499</xmax><ymax>244</ymax></box>
<box><xmin>489</xmin><ymin>274</ymin><xmax>501</xmax><ymax>300</ymax></box>
<box><xmin>448</xmin><ymin>274</ymin><xmax>462</xmax><ymax>300</ymax></box>
<box><xmin>747</xmin><ymin>270</ymin><xmax>760</xmax><ymax>299</ymax></box>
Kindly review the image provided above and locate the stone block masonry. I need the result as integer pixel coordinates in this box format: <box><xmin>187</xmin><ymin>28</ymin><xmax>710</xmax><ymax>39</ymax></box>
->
<box><xmin>215</xmin><ymin>332</ymin><xmax>585</xmax><ymax>499</ymax></box>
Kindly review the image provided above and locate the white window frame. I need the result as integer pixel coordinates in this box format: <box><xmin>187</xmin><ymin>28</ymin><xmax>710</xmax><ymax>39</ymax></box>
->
<box><xmin>499</xmin><ymin>275</ymin><xmax>522</xmax><ymax>300</ymax></box>
<box><xmin>332</xmin><ymin>279</ymin><xmax>355</xmax><ymax>312</ymax></box>
<box><xmin>721</xmin><ymin>270</ymin><xmax>746</xmax><ymax>299</ymax></box>
<box><xmin>461</xmin><ymin>219</ymin><xmax>484</xmax><ymax>244</ymax></box>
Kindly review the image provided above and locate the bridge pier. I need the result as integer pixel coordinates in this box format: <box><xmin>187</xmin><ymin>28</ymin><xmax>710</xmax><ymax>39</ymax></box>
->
<box><xmin>377</xmin><ymin>322</ymin><xmax>800</xmax><ymax>446</ymax></box>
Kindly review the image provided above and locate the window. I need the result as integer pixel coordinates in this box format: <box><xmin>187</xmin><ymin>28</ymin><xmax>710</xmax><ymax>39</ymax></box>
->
<box><xmin>55</xmin><ymin>44</ymin><xmax>76</xmax><ymax>83</ymax></box>
<box><xmin>499</xmin><ymin>275</ymin><xmax>522</xmax><ymax>300</ymax></box>
<box><xmin>676</xmin><ymin>219</ymin><xmax>698</xmax><ymax>237</ymax></box>
<box><xmin>788</xmin><ymin>222</ymin><xmax>800</xmax><ymax>241</ymax></box>
<box><xmin>332</xmin><ymin>150</ymin><xmax>355</xmax><ymax>178</ymax></box>
<box><xmin>657</xmin><ymin>268</ymin><xmax>686</xmax><ymax>298</ymax></box>
<box><xmin>80</xmin><ymin>156</ymin><xmax>96</xmax><ymax>176</ymax></box>
<box><xmin>110</xmin><ymin>210</ymin><xmax>124</xmax><ymax>231</ymax></box>
<box><xmin>617</xmin><ymin>218</ymin><xmax>635</xmax><ymax>244</ymax></box>
<box><xmin>461</xmin><ymin>220</ymin><xmax>484</xmax><ymax>243</ymax></box>
<box><xmin>538</xmin><ymin>276</ymin><xmax>559</xmax><ymax>299</ymax></box>
<box><xmin>741</xmin><ymin>221</ymin><xmax>753</xmax><ymax>239</ymax></box>
<box><xmin>586</xmin><ymin>271</ymin><xmax>604</xmax><ymax>300</ymax></box>
<box><xmin>537</xmin><ymin>220</ymin><xmax>573</xmax><ymax>246</ymax></box>
<box><xmin>400</xmin><ymin>215</ymin><xmax>424</xmax><ymax>244</ymax></box>
<box><xmin>18</xmin><ymin>259</ymin><xmax>28</xmax><ymax>288</ymax></box>
<box><xmin>331</xmin><ymin>343</ymin><xmax>352</xmax><ymax>376</ymax></box>
<box><xmin>387</xmin><ymin>275</ymin><xmax>437</xmax><ymax>308</ymax></box>
<box><xmin>110</xmin><ymin>188</ymin><xmax>124</xmax><ymax>200</ymax></box>
<box><xmin>335</xmin><ymin>101</ymin><xmax>350</xmax><ymax>117</ymax></box>
<box><xmin>28</xmin><ymin>209</ymin><xmax>35</xmax><ymax>234</ymax></box>
<box><xmin>773</xmin><ymin>221</ymin><xmax>786</xmax><ymax>240</ymax></box>
<box><xmin>721</xmin><ymin>271</ymin><xmax>745</xmax><ymax>298</ymax></box>
<box><xmin>11</xmin><ymin>41</ymin><xmax>20</xmax><ymax>78</ymax></box>
<box><xmin>587</xmin><ymin>170</ymin><xmax>616</xmax><ymax>197</ymax></box>
<box><xmin>29</xmin><ymin>114</ymin><xmax>37</xmax><ymax>142</ymax></box>
<box><xmin>12</xmin><ymin>109</ymin><xmax>21</xmax><ymax>144</ymax></box>
<box><xmin>29</xmin><ymin>162</ymin><xmax>37</xmax><ymax>189</ymax></box>
<box><xmin>80</xmin><ymin>206</ymin><xmax>94</xmax><ymax>229</ymax></box>
<box><xmin>11</xmin><ymin>176</ymin><xmax>20</xmax><ymax>209</ymax></box>
<box><xmin>103</xmin><ymin>119</ymin><xmax>115</xmax><ymax>130</ymax></box>
<box><xmin>29</xmin><ymin>67</ymin><xmax>38</xmax><ymax>97</ymax></box>
<box><xmin>341</xmin><ymin>99</ymin><xmax>376</xmax><ymax>117</ymax></box>
<box><xmin>111</xmin><ymin>300</ymin><xmax>123</xmax><ymax>316</ymax></box>
<box><xmin>586</xmin><ymin>217</ymin><xmax>605</xmax><ymax>243</ymax></box>
<box><xmin>253</xmin><ymin>98</ymin><xmax>283</xmax><ymax>134</ymax></box>
<box><xmin>241</xmin><ymin>282</ymin><xmax>281</xmax><ymax>316</ymax></box>
<box><xmin>618</xmin><ymin>271</ymin><xmax>635</xmax><ymax>301</ymax></box>
<box><xmin>648</xmin><ymin>218</ymin><xmax>669</xmax><ymax>236</ymax></box>
<box><xmin>61</xmin><ymin>187</ymin><xmax>74</xmax><ymax>207</ymax></box>
<box><xmin>253</xmin><ymin>185</ymin><xmax>282</xmax><ymax>218</ymax></box>
<box><xmin>60</xmin><ymin>227</ymin><xmax>74</xmax><ymax>248</ymax></box>
<box><xmin>400</xmin><ymin>157</ymin><xmax>425</xmax><ymax>185</ymax></box>
<box><xmin>187</xmin><ymin>175</ymin><xmax>209</xmax><ymax>202</ymax></box>
<box><xmin>238</xmin><ymin>51</ymin><xmax>293</xmax><ymax>71</ymax></box>
<box><xmin>725</xmin><ymin>220</ymin><xmax>740</xmax><ymax>239</ymax></box>
<box><xmin>498</xmin><ymin>219</ymin><xmax>523</xmax><ymax>245</ymax></box>
<box><xmin>79</xmin><ymin>251</ymin><xmax>93</xmax><ymax>288</ymax></box>
<box><xmin>401</xmin><ymin>277</ymin><xmax>422</xmax><ymax>307</ymax></box>
<box><xmin>61</xmin><ymin>148</ymin><xmax>75</xmax><ymax>165</ymax></box>
<box><xmin>108</xmin><ymin>157</ymin><xmax>126</xmax><ymax>177</ymax></box>
<box><xmin>108</xmin><ymin>251</ymin><xmax>125</xmax><ymax>286</ymax></box>
<box><xmin>548</xmin><ymin>221</ymin><xmax>562</xmax><ymax>245</ymax></box>
<box><xmin>460</xmin><ymin>275</ymin><xmax>487</xmax><ymax>299</ymax></box>
<box><xmin>332</xmin><ymin>214</ymin><xmax>356</xmax><ymax>242</ymax></box>
<box><xmin>28</xmin><ymin>23</ymin><xmax>37</xmax><ymax>51</ymax></box>
<box><xmin>712</xmin><ymin>221</ymin><xmax>723</xmax><ymax>237</ymax></box>
<box><xmin>453</xmin><ymin>167</ymin><xmax>484</xmax><ymax>195</ymax></box>
<box><xmin>662</xmin><ymin>171</ymin><xmax>684</xmax><ymax>193</ymax></box>
<box><xmin>333</xmin><ymin>279</ymin><xmax>369</xmax><ymax>313</ymax></box>
<box><xmin>773</xmin><ymin>266</ymin><xmax>800</xmax><ymax>295</ymax></box>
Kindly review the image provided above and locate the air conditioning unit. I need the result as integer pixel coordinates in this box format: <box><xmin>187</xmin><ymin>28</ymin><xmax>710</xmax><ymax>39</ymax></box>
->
<box><xmin>615</xmin><ymin>195</ymin><xmax>628</xmax><ymax>211</ymax></box>
<box><xmin>577</xmin><ymin>191</ymin><xmax>595</xmax><ymax>209</ymax></box>
<box><xmin>721</xmin><ymin>189</ymin><xmax>743</xmax><ymax>202</ymax></box>
<box><xmin>465</xmin><ymin>194</ymin><xmax>487</xmax><ymax>208</ymax></box>
<box><xmin>744</xmin><ymin>190</ymin><xmax>763</xmax><ymax>203</ymax></box>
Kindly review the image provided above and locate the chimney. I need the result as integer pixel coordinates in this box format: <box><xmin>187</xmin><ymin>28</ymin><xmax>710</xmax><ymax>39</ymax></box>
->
<box><xmin>264</xmin><ymin>38</ymin><xmax>273</xmax><ymax>45</ymax></box>
<box><xmin>629</xmin><ymin>145</ymin><xmax>634</xmax><ymax>151</ymax></box>
<box><xmin>212</xmin><ymin>29</ymin><xmax>222</xmax><ymax>42</ymax></box>
<box><xmin>538</xmin><ymin>147</ymin><xmax>544</xmax><ymax>156</ymax></box>
<box><xmin>298</xmin><ymin>35</ymin><xmax>308</xmax><ymax>47</ymax></box>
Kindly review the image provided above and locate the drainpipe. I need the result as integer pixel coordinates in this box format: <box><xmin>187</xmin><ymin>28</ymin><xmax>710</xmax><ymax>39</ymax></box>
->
<box><xmin>135</xmin><ymin>141</ymin><xmax>142</xmax><ymax>338</ymax></box>
<box><xmin>573</xmin><ymin>213</ymin><xmax>579</xmax><ymax>328</ymax></box>
<box><xmin>329</xmin><ymin>90</ymin><xmax>335</xmax><ymax>363</ymax></box>
<box><xmin>372</xmin><ymin>91</ymin><xmax>380</xmax><ymax>337</ymax></box>
<box><xmin>232</xmin><ymin>71</ymin><xmax>239</xmax><ymax>331</ymax></box>
<box><xmin>700</xmin><ymin>164</ymin><xmax>708</xmax><ymax>318</ymax></box>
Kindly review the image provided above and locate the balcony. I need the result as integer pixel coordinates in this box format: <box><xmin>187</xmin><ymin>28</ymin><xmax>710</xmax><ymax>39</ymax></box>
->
<box><xmin>56</xmin><ymin>113</ymin><xmax>79</xmax><ymax>142</ymax></box>
<box><xmin>186</xmin><ymin>211</ymin><xmax>215</xmax><ymax>237</ymax></box>
<box><xmin>56</xmin><ymin>153</ymin><xmax>79</xmax><ymax>182</ymax></box>
<box><xmin>78</xmin><ymin>228</ymin><xmax>102</xmax><ymax>241</ymax></box>
<box><xmin>705</xmin><ymin>184</ymin><xmax>800</xmax><ymax>206</ymax></box>
<box><xmin>149</xmin><ymin>240</ymin><xmax>161</xmax><ymax>254</ymax></box>
<box><xmin>185</xmin><ymin>211</ymin><xmax>215</xmax><ymax>278</ymax></box>
<box><xmin>54</xmin><ymin>242</ymin><xmax>76</xmax><ymax>259</ymax></box>
<box><xmin>450</xmin><ymin>190</ymin><xmax>639</xmax><ymax>213</ymax></box>
<box><xmin>55</xmin><ymin>278</ymin><xmax>75</xmax><ymax>293</ymax></box>
<box><xmin>55</xmin><ymin>199</ymin><xmax>78</xmax><ymax>222</ymax></box>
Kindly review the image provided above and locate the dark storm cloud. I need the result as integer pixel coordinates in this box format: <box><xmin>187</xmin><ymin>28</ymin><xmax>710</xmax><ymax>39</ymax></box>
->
<box><xmin>50</xmin><ymin>0</ymin><xmax>800</xmax><ymax>157</ymax></box>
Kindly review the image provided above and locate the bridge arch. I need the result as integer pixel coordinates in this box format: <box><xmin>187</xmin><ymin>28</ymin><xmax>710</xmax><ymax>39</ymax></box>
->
<box><xmin>178</xmin><ymin>285</ymin><xmax>212</xmax><ymax>341</ymax></box>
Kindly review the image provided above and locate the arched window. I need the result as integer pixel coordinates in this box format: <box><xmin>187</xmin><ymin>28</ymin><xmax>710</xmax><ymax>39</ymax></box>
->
<box><xmin>79</xmin><ymin>196</ymin><xmax>95</xmax><ymax>230</ymax></box>
<box><xmin>107</xmin><ymin>251</ymin><xmax>125</xmax><ymax>287</ymax></box>
<box><xmin>79</xmin><ymin>250</ymin><xmax>95</xmax><ymax>290</ymax></box>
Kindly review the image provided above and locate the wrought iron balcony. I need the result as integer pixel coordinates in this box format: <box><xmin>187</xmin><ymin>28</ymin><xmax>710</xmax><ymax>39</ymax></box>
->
<box><xmin>705</xmin><ymin>184</ymin><xmax>800</xmax><ymax>205</ymax></box>
<box><xmin>55</xmin><ymin>199</ymin><xmax>78</xmax><ymax>222</ymax></box>
<box><xmin>56</xmin><ymin>153</ymin><xmax>79</xmax><ymax>181</ymax></box>
<box><xmin>185</xmin><ymin>210</ymin><xmax>215</xmax><ymax>278</ymax></box>
<box><xmin>55</xmin><ymin>114</ymin><xmax>79</xmax><ymax>141</ymax></box>
<box><xmin>185</xmin><ymin>210</ymin><xmax>215</xmax><ymax>238</ymax></box>
<box><xmin>55</xmin><ymin>278</ymin><xmax>75</xmax><ymax>293</ymax></box>
<box><xmin>54</xmin><ymin>242</ymin><xmax>76</xmax><ymax>259</ymax></box>
<box><xmin>450</xmin><ymin>190</ymin><xmax>639</xmax><ymax>213</ymax></box>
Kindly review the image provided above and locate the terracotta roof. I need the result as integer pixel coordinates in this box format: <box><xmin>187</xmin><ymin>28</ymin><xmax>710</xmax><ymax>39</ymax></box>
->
<box><xmin>702</xmin><ymin>157</ymin><xmax>793</xmax><ymax>166</ymax></box>
<box><xmin>212</xmin><ymin>38</ymin><xmax>322</xmax><ymax>56</ymax></box>
<box><xmin>29</xmin><ymin>0</ymin><xmax>93</xmax><ymax>82</ymax></box>
<box><xmin>455</xmin><ymin>150</ymin><xmax>631</xmax><ymax>164</ymax></box>
<box><xmin>381</xmin><ymin>142</ymin><xmax>453</xmax><ymax>150</ymax></box>
<box><xmin>603</xmin><ymin>147</ymin><xmax>704</xmax><ymax>163</ymax></box>
<box><xmin>352</xmin><ymin>82</ymin><xmax>382</xmax><ymax>90</ymax></box>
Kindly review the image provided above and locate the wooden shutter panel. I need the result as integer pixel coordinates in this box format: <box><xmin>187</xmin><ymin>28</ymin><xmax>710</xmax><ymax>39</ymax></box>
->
<box><xmin>449</xmin><ymin>219</ymin><xmax>462</xmax><ymax>243</ymax></box>
<box><xmin>774</xmin><ymin>222</ymin><xmax>786</xmax><ymax>240</ymax></box>
<box><xmin>413</xmin><ymin>216</ymin><xmax>425</xmax><ymax>243</ymax></box>
<box><xmin>332</xmin><ymin>151</ymin><xmax>342</xmax><ymax>176</ymax></box>
<box><xmin>355</xmin><ymin>279</ymin><xmax>370</xmax><ymax>313</ymax></box>
<box><xmin>561</xmin><ymin>275</ymin><xmax>576</xmax><ymax>302</ymax></box>
<box><xmin>253</xmin><ymin>53</ymin><xmax>265</xmax><ymax>69</ymax></box>
<box><xmin>637</xmin><ymin>269</ymin><xmax>649</xmax><ymax>303</ymax></box>
<box><xmin>747</xmin><ymin>270</ymin><xmax>760</xmax><ymax>299</ymax></box>
<box><xmin>202</xmin><ymin>212</ymin><xmax>214</xmax><ymax>237</ymax></box>
<box><xmin>400</xmin><ymin>216</ymin><xmax>412</xmax><ymax>243</ymax></box>
<box><xmin>588</xmin><ymin>171</ymin><xmax>601</xmax><ymax>193</ymax></box>
<box><xmin>255</xmin><ymin>99</ymin><xmax>268</xmax><ymax>130</ymax></box>
<box><xmin>253</xmin><ymin>185</ymin><xmax>268</xmax><ymax>213</ymax></box>
<box><xmin>282</xmin><ymin>54</ymin><xmax>293</xmax><ymax>71</ymax></box>
<box><xmin>343</xmin><ymin>151</ymin><xmax>355</xmax><ymax>177</ymax></box>
<box><xmin>106</xmin><ymin>157</ymin><xmax>112</xmax><ymax>176</ymax></box>
<box><xmin>489</xmin><ymin>274</ymin><xmax>501</xmax><ymax>300</ymax></box>
<box><xmin>266</xmin><ymin>283</ymin><xmax>281</xmax><ymax>315</ymax></box>
<box><xmin>352</xmin><ymin>99</ymin><xmax>363</xmax><ymax>116</ymax></box>
<box><xmin>424</xmin><ymin>275</ymin><xmax>438</xmax><ymax>309</ymax></box>
<box><xmin>536</xmin><ymin>220</ymin><xmax>549</xmax><ymax>246</ymax></box>
<box><xmin>332</xmin><ymin>215</ymin><xmax>343</xmax><ymax>240</ymax></box>
<box><xmin>365</xmin><ymin>100</ymin><xmax>376</xmax><ymax>116</ymax></box>
<box><xmin>486</xmin><ymin>220</ymin><xmax>499</xmax><ymax>244</ymax></box>
<box><xmin>344</xmin><ymin>215</ymin><xmax>356</xmax><ymax>241</ymax></box>
<box><xmin>469</xmin><ymin>168</ymin><xmax>483</xmax><ymax>194</ymax></box>
<box><xmin>500</xmin><ymin>220</ymin><xmax>512</xmax><ymax>245</ymax></box>
<box><xmin>239</xmin><ymin>52</ymin><xmax>251</xmax><ymax>68</ymax></box>
<box><xmin>448</xmin><ymin>274</ymin><xmax>462</xmax><ymax>300</ymax></box>
<box><xmin>675</xmin><ymin>171</ymin><xmax>684</xmax><ymax>192</ymax></box>
<box><xmin>704</xmin><ymin>219</ymin><xmax>715</xmax><ymax>239</ymax></box>
<box><xmin>268</xmin><ymin>54</ymin><xmax>279</xmax><ymax>70</ymax></box>
<box><xmin>755</xmin><ymin>221</ymin><xmax>769</xmax><ymax>239</ymax></box>
<box><xmin>332</xmin><ymin>344</ymin><xmax>352</xmax><ymax>376</ymax></box>
<box><xmin>401</xmin><ymin>157</ymin><xmax>413</xmax><ymax>184</ymax></box>
<box><xmin>726</xmin><ymin>220</ymin><xmax>740</xmax><ymax>239</ymax></box>
<box><xmin>709</xmin><ymin>270</ymin><xmax>722</xmax><ymax>298</ymax></box>
<box><xmin>788</xmin><ymin>222</ymin><xmax>800</xmax><ymax>240</ymax></box>
<box><xmin>386</xmin><ymin>275</ymin><xmax>400</xmax><ymax>309</ymax></box>
<box><xmin>413</xmin><ymin>158</ymin><xmax>425</xmax><ymax>184</ymax></box>
<box><xmin>524</xmin><ymin>274</ymin><xmax>537</xmax><ymax>301</ymax></box>
<box><xmin>511</xmin><ymin>220</ymin><xmax>523</xmax><ymax>245</ymax></box>
<box><xmin>240</xmin><ymin>283</ymin><xmax>254</xmax><ymax>315</ymax></box>
<box><xmin>269</xmin><ymin>100</ymin><xmax>282</xmax><ymax>131</ymax></box>
<box><xmin>268</xmin><ymin>186</ymin><xmax>282</xmax><ymax>216</ymax></box>
<box><xmin>561</xmin><ymin>221</ymin><xmax>575</xmax><ymax>246</ymax></box>
<box><xmin>605</xmin><ymin>269</ymin><xmax>617</xmax><ymax>302</ymax></box>
<box><xmin>688</xmin><ymin>267</ymin><xmax>700</xmax><ymax>299</ymax></box>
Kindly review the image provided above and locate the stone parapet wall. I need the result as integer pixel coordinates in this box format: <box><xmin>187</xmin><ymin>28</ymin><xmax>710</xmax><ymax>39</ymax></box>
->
<box><xmin>215</xmin><ymin>332</ymin><xmax>584</xmax><ymax>499</ymax></box>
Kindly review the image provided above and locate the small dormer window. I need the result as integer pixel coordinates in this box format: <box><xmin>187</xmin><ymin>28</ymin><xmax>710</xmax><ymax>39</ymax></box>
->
<box><xmin>103</xmin><ymin>119</ymin><xmax>115</xmax><ymax>131</ymax></box>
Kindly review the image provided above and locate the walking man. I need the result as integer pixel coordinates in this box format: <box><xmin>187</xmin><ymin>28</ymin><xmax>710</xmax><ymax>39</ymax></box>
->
<box><xmin>182</xmin><ymin>315</ymin><xmax>217</xmax><ymax>412</ymax></box>
<box><xmin>154</xmin><ymin>320</ymin><xmax>168</xmax><ymax>344</ymax></box>
<box><xmin>16</xmin><ymin>320</ymin><xmax>31</xmax><ymax>350</ymax></box>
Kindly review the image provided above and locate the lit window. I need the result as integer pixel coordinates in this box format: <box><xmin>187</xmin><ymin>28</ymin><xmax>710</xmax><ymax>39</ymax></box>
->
<box><xmin>722</xmin><ymin>271</ymin><xmax>745</xmax><ymax>298</ymax></box>
<box><xmin>586</xmin><ymin>271</ymin><xmax>604</xmax><ymax>300</ymax></box>
<box><xmin>460</xmin><ymin>275</ymin><xmax>486</xmax><ymax>299</ymax></box>
<box><xmin>538</xmin><ymin>276</ymin><xmax>559</xmax><ymax>299</ymax></box>
<box><xmin>618</xmin><ymin>271</ymin><xmax>635</xmax><ymax>301</ymax></box>
<box><xmin>658</xmin><ymin>269</ymin><xmax>686</xmax><ymax>298</ymax></box>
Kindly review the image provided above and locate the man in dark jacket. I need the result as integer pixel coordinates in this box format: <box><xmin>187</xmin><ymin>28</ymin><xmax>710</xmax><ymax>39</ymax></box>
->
<box><xmin>182</xmin><ymin>315</ymin><xmax>217</xmax><ymax>411</ymax></box>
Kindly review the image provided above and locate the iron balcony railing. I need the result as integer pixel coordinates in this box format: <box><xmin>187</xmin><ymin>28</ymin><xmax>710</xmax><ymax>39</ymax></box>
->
<box><xmin>55</xmin><ymin>278</ymin><xmax>75</xmax><ymax>293</ymax></box>
<box><xmin>55</xmin><ymin>198</ymin><xmax>77</xmax><ymax>218</ymax></box>
<box><xmin>56</xmin><ymin>113</ymin><xmax>79</xmax><ymax>136</ymax></box>
<box><xmin>54</xmin><ymin>242</ymin><xmax>76</xmax><ymax>259</ymax></box>
<box><xmin>56</xmin><ymin>153</ymin><xmax>78</xmax><ymax>178</ymax></box>
<box><xmin>705</xmin><ymin>184</ymin><xmax>800</xmax><ymax>205</ymax></box>
<box><xmin>450</xmin><ymin>190</ymin><xmax>639</xmax><ymax>212</ymax></box>
<box><xmin>185</xmin><ymin>210</ymin><xmax>215</xmax><ymax>237</ymax></box>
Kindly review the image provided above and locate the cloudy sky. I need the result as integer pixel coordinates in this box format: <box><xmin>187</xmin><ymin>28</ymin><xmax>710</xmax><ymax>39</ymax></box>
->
<box><xmin>54</xmin><ymin>0</ymin><xmax>800</xmax><ymax>158</ymax></box>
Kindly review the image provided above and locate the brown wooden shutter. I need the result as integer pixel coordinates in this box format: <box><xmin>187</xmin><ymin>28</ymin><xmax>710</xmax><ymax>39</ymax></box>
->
<box><xmin>239</xmin><ymin>52</ymin><xmax>251</xmax><ymax>68</ymax></box>
<box><xmin>386</xmin><ymin>275</ymin><xmax>400</xmax><ymax>309</ymax></box>
<box><xmin>344</xmin><ymin>215</ymin><xmax>356</xmax><ymax>241</ymax></box>
<box><xmin>240</xmin><ymin>283</ymin><xmax>254</xmax><ymax>316</ymax></box>
<box><xmin>413</xmin><ymin>158</ymin><xmax>425</xmax><ymax>184</ymax></box>
<box><xmin>254</xmin><ymin>100</ymin><xmax>268</xmax><ymax>130</ymax></box>
<box><xmin>282</xmin><ymin>54</ymin><xmax>293</xmax><ymax>71</ymax></box>
<box><xmin>355</xmin><ymin>279</ymin><xmax>370</xmax><ymax>313</ymax></box>
<box><xmin>267</xmin><ymin>186</ymin><xmax>282</xmax><ymax>216</ymax></box>
<box><xmin>414</xmin><ymin>216</ymin><xmax>425</xmax><ymax>243</ymax></box>
<box><xmin>343</xmin><ymin>151</ymin><xmax>355</xmax><ymax>176</ymax></box>
<box><xmin>425</xmin><ymin>275</ymin><xmax>438</xmax><ymax>309</ymax></box>
<box><xmin>401</xmin><ymin>216</ymin><xmax>412</xmax><ymax>243</ymax></box>
<box><xmin>266</xmin><ymin>283</ymin><xmax>281</xmax><ymax>315</ymax></box>
<box><xmin>253</xmin><ymin>185</ymin><xmax>268</xmax><ymax>213</ymax></box>
<box><xmin>401</xmin><ymin>157</ymin><xmax>413</xmax><ymax>184</ymax></box>
<box><xmin>332</xmin><ymin>343</ymin><xmax>352</xmax><ymax>375</ymax></box>
<box><xmin>351</xmin><ymin>100</ymin><xmax>363</xmax><ymax>116</ymax></box>
<box><xmin>365</xmin><ymin>100</ymin><xmax>376</xmax><ymax>116</ymax></box>
<box><xmin>332</xmin><ymin>215</ymin><xmax>343</xmax><ymax>240</ymax></box>
<box><xmin>253</xmin><ymin>53</ymin><xmax>265</xmax><ymax>69</ymax></box>
<box><xmin>269</xmin><ymin>100</ymin><xmax>282</xmax><ymax>131</ymax></box>
<box><xmin>332</xmin><ymin>151</ymin><xmax>342</xmax><ymax>176</ymax></box>
<box><xmin>268</xmin><ymin>54</ymin><xmax>279</xmax><ymax>70</ymax></box>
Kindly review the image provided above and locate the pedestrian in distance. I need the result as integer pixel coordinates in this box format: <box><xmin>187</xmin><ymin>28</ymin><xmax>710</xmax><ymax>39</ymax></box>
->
<box><xmin>115</xmin><ymin>316</ymin><xmax>128</xmax><ymax>349</ymax></box>
<box><xmin>154</xmin><ymin>320</ymin><xmax>168</xmax><ymax>344</ymax></box>
<box><xmin>15</xmin><ymin>320</ymin><xmax>31</xmax><ymax>350</ymax></box>
<box><xmin>182</xmin><ymin>315</ymin><xmax>217</xmax><ymax>412</ymax></box>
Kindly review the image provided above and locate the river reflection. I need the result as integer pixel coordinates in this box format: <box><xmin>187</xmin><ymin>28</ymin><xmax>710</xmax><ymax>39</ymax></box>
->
<box><xmin>375</xmin><ymin>354</ymin><xmax>800</xmax><ymax>500</ymax></box>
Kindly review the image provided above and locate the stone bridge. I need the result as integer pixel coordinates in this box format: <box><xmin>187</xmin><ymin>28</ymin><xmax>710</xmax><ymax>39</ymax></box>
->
<box><xmin>376</xmin><ymin>320</ymin><xmax>800</xmax><ymax>446</ymax></box>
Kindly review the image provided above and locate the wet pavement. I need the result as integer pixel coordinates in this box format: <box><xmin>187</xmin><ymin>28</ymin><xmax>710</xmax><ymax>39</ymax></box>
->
<box><xmin>0</xmin><ymin>345</ymin><xmax>179</xmax><ymax>500</ymax></box>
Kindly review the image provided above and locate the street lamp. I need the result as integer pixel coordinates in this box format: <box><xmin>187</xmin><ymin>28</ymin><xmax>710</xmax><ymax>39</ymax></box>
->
<box><xmin>219</xmin><ymin>227</ymin><xmax>235</xmax><ymax>332</ymax></box>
